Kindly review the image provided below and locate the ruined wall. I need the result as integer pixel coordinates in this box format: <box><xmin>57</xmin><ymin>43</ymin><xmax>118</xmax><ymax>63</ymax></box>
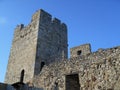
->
<box><xmin>5</xmin><ymin>9</ymin><xmax>68</xmax><ymax>84</ymax></box>
<box><xmin>33</xmin><ymin>45</ymin><xmax>120</xmax><ymax>90</ymax></box>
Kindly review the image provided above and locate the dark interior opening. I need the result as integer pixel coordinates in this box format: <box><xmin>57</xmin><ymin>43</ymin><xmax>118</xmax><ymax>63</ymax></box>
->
<box><xmin>54</xmin><ymin>82</ymin><xmax>59</xmax><ymax>90</ymax></box>
<box><xmin>77</xmin><ymin>50</ymin><xmax>82</xmax><ymax>55</ymax></box>
<box><xmin>20</xmin><ymin>69</ymin><xmax>25</xmax><ymax>83</ymax></box>
<box><xmin>12</xmin><ymin>69</ymin><xmax>25</xmax><ymax>89</ymax></box>
<box><xmin>40</xmin><ymin>62</ymin><xmax>45</xmax><ymax>71</ymax></box>
<box><xmin>66</xmin><ymin>74</ymin><xmax>80</xmax><ymax>90</ymax></box>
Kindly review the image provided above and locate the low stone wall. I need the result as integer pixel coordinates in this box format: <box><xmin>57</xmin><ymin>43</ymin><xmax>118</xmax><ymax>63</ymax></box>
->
<box><xmin>0</xmin><ymin>83</ymin><xmax>43</xmax><ymax>90</ymax></box>
<box><xmin>0</xmin><ymin>83</ymin><xmax>15</xmax><ymax>90</ymax></box>
<box><xmin>33</xmin><ymin>46</ymin><xmax>120</xmax><ymax>90</ymax></box>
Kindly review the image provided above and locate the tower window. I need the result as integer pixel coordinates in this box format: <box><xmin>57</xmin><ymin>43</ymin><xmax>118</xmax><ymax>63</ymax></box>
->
<box><xmin>77</xmin><ymin>50</ymin><xmax>82</xmax><ymax>55</ymax></box>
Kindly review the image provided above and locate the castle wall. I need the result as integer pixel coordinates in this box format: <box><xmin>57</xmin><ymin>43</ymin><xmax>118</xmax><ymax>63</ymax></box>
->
<box><xmin>33</xmin><ymin>45</ymin><xmax>120</xmax><ymax>90</ymax></box>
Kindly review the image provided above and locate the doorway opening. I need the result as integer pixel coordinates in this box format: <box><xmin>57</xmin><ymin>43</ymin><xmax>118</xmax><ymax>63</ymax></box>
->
<box><xmin>66</xmin><ymin>74</ymin><xmax>80</xmax><ymax>90</ymax></box>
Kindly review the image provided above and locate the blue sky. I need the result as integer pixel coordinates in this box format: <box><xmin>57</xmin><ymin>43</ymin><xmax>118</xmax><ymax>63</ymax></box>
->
<box><xmin>0</xmin><ymin>0</ymin><xmax>120</xmax><ymax>82</ymax></box>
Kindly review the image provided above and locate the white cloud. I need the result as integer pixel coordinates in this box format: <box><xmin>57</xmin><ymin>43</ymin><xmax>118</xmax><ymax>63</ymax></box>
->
<box><xmin>0</xmin><ymin>17</ymin><xmax>7</xmax><ymax>24</ymax></box>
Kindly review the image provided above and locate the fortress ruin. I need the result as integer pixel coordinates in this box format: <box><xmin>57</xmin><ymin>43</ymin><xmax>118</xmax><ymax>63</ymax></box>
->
<box><xmin>0</xmin><ymin>9</ymin><xmax>120</xmax><ymax>90</ymax></box>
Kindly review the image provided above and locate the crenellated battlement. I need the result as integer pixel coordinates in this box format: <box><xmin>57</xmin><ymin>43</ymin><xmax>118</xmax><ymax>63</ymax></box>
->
<box><xmin>16</xmin><ymin>24</ymin><xmax>24</xmax><ymax>30</ymax></box>
<box><xmin>13</xmin><ymin>9</ymin><xmax>67</xmax><ymax>43</ymax></box>
<box><xmin>13</xmin><ymin>24</ymin><xmax>32</xmax><ymax>42</ymax></box>
<box><xmin>52</xmin><ymin>18</ymin><xmax>61</xmax><ymax>24</ymax></box>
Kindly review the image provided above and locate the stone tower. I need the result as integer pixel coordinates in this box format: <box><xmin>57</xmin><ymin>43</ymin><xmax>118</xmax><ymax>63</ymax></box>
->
<box><xmin>5</xmin><ymin>9</ymin><xmax>68</xmax><ymax>84</ymax></box>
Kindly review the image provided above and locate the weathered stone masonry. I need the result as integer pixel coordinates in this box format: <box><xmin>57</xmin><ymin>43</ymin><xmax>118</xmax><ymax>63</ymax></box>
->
<box><xmin>33</xmin><ymin>46</ymin><xmax>120</xmax><ymax>90</ymax></box>
<box><xmin>3</xmin><ymin>9</ymin><xmax>120</xmax><ymax>90</ymax></box>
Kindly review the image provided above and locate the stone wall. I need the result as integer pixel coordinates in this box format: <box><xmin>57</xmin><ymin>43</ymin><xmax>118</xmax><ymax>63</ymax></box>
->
<box><xmin>33</xmin><ymin>45</ymin><xmax>120</xmax><ymax>90</ymax></box>
<box><xmin>0</xmin><ymin>83</ymin><xmax>43</xmax><ymax>90</ymax></box>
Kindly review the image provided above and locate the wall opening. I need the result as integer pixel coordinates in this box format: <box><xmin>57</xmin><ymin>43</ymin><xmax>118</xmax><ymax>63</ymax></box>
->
<box><xmin>40</xmin><ymin>62</ymin><xmax>45</xmax><ymax>71</ymax></box>
<box><xmin>20</xmin><ymin>69</ymin><xmax>25</xmax><ymax>83</ymax></box>
<box><xmin>66</xmin><ymin>74</ymin><xmax>80</xmax><ymax>90</ymax></box>
<box><xmin>77</xmin><ymin>50</ymin><xmax>82</xmax><ymax>55</ymax></box>
<box><xmin>54</xmin><ymin>82</ymin><xmax>59</xmax><ymax>90</ymax></box>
